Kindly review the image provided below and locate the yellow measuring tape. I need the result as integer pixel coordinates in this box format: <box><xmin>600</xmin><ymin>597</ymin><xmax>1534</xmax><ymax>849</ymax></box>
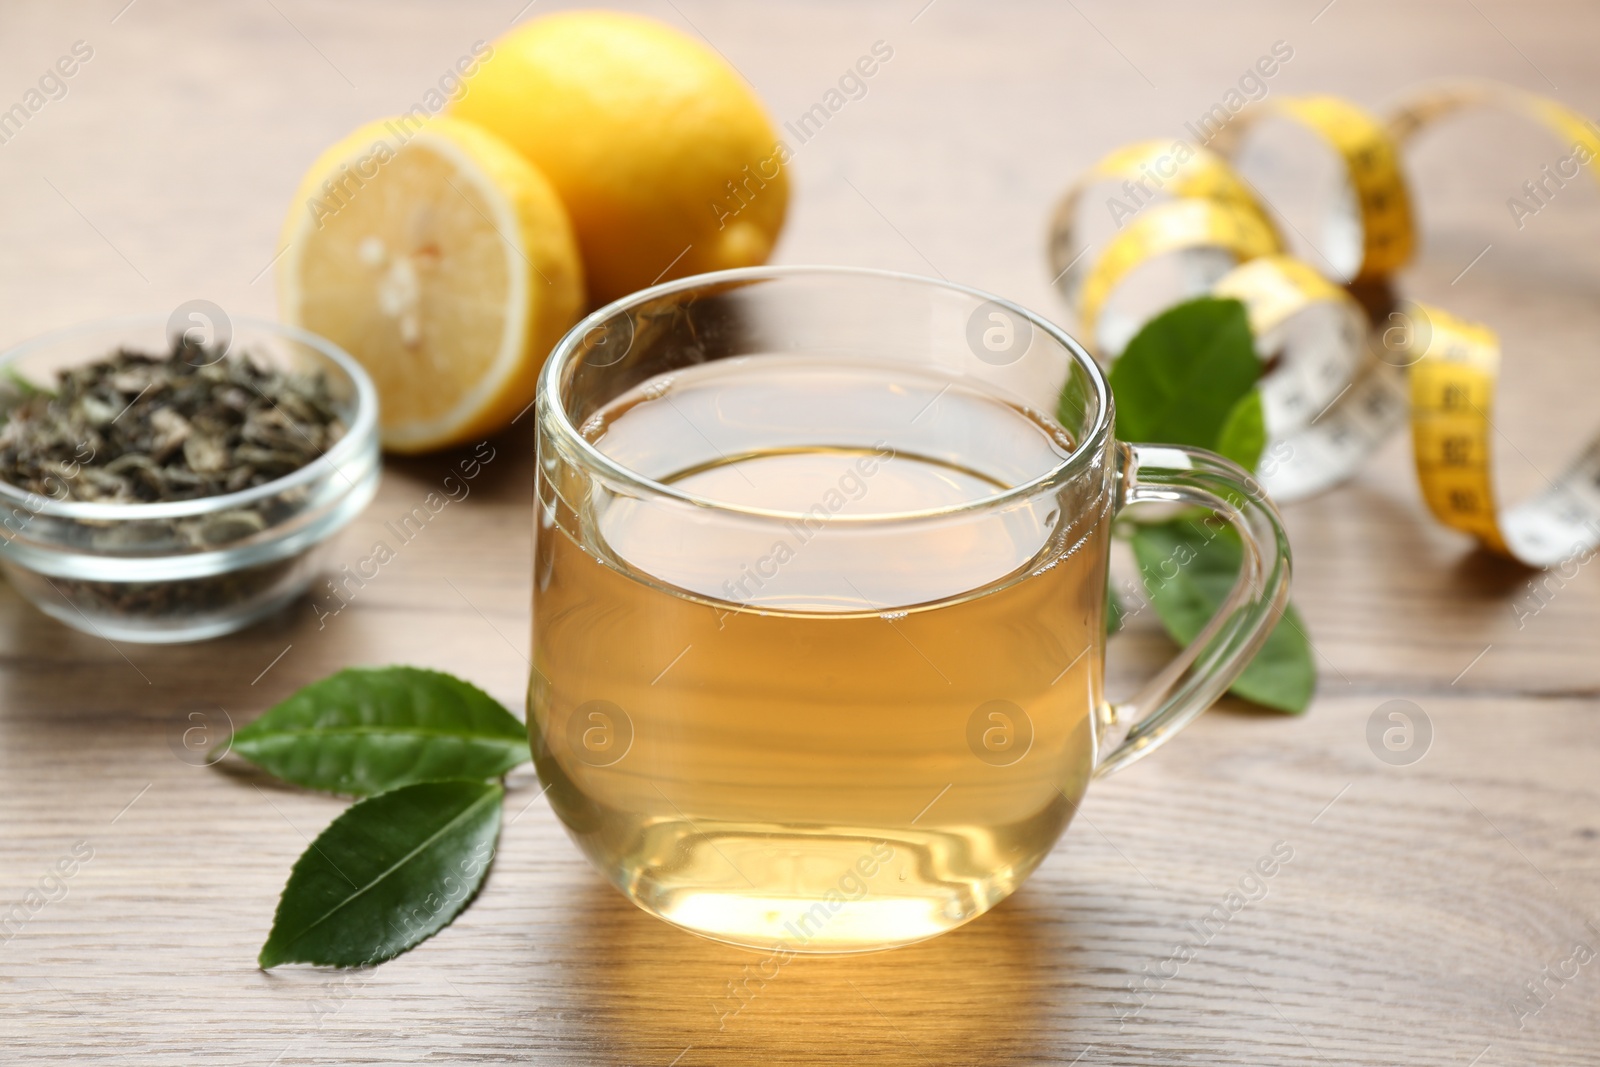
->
<box><xmin>1389</xmin><ymin>82</ymin><xmax>1600</xmax><ymax>565</ymax></box>
<box><xmin>1046</xmin><ymin>139</ymin><xmax>1277</xmax><ymax>306</ymax></box>
<box><xmin>1388</xmin><ymin>78</ymin><xmax>1600</xmax><ymax>161</ymax></box>
<box><xmin>1049</xmin><ymin>82</ymin><xmax>1600</xmax><ymax>565</ymax></box>
<box><xmin>1073</xmin><ymin>197</ymin><xmax>1282</xmax><ymax>355</ymax></box>
<box><xmin>1210</xmin><ymin>255</ymin><xmax>1406</xmax><ymax>502</ymax></box>
<box><xmin>1209</xmin><ymin>94</ymin><xmax>1416</xmax><ymax>282</ymax></box>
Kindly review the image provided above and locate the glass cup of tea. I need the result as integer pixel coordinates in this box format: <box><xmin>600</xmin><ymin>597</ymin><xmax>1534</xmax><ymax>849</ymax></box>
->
<box><xmin>531</xmin><ymin>266</ymin><xmax>1290</xmax><ymax>953</ymax></box>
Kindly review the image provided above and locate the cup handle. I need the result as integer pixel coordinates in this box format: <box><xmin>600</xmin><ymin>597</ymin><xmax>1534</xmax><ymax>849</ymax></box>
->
<box><xmin>1094</xmin><ymin>442</ymin><xmax>1294</xmax><ymax>777</ymax></box>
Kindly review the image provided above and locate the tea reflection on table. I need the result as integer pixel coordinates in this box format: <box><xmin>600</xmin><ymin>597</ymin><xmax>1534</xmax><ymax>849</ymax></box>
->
<box><xmin>546</xmin><ymin>874</ymin><xmax>1101</xmax><ymax>1066</ymax></box>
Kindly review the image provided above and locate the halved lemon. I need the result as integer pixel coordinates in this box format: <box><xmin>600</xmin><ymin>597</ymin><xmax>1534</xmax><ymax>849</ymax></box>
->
<box><xmin>278</xmin><ymin>116</ymin><xmax>584</xmax><ymax>453</ymax></box>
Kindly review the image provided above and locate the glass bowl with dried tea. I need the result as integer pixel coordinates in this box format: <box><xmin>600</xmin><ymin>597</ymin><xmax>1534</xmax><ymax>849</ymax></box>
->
<box><xmin>0</xmin><ymin>316</ymin><xmax>379</xmax><ymax>642</ymax></box>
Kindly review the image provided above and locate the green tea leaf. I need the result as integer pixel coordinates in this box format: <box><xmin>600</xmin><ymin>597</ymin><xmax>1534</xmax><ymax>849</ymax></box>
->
<box><xmin>1215</xmin><ymin>389</ymin><xmax>1267</xmax><ymax>472</ymax></box>
<box><xmin>1109</xmin><ymin>297</ymin><xmax>1259</xmax><ymax>451</ymax></box>
<box><xmin>233</xmin><ymin>667</ymin><xmax>528</xmax><ymax>796</ymax></box>
<box><xmin>1130</xmin><ymin>519</ymin><xmax>1314</xmax><ymax>713</ymax></box>
<box><xmin>259</xmin><ymin>779</ymin><xmax>502</xmax><ymax>968</ymax></box>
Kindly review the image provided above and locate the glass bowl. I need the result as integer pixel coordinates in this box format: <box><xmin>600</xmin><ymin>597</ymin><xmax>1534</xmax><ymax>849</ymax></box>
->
<box><xmin>0</xmin><ymin>315</ymin><xmax>380</xmax><ymax>643</ymax></box>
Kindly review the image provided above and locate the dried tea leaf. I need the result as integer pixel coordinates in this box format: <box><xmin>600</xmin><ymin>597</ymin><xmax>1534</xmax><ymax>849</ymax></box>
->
<box><xmin>0</xmin><ymin>342</ymin><xmax>345</xmax><ymax>504</ymax></box>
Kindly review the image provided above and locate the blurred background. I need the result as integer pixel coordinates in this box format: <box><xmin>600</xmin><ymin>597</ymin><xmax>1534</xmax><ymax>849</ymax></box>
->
<box><xmin>5</xmin><ymin>0</ymin><xmax>1600</xmax><ymax>498</ymax></box>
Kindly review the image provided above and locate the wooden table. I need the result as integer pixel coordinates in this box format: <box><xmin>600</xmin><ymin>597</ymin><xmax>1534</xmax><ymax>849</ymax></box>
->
<box><xmin>3</xmin><ymin>1</ymin><xmax>1599</xmax><ymax>1063</ymax></box>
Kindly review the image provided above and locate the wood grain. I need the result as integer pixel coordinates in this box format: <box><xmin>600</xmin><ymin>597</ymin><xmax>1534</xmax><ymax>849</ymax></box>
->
<box><xmin>2</xmin><ymin>0</ymin><xmax>1599</xmax><ymax>1063</ymax></box>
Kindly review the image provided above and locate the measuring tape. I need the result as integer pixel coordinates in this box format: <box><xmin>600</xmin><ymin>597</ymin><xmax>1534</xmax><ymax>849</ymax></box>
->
<box><xmin>1047</xmin><ymin>139</ymin><xmax>1277</xmax><ymax>307</ymax></box>
<box><xmin>1050</xmin><ymin>83</ymin><xmax>1600</xmax><ymax>566</ymax></box>
<box><xmin>1210</xmin><ymin>255</ymin><xmax>1407</xmax><ymax>502</ymax></box>
<box><xmin>1388</xmin><ymin>78</ymin><xmax>1600</xmax><ymax>159</ymax></box>
<box><xmin>1210</xmin><ymin>94</ymin><xmax>1416</xmax><ymax>283</ymax></box>
<box><xmin>1406</xmin><ymin>302</ymin><xmax>1600</xmax><ymax>566</ymax></box>
<box><xmin>1073</xmin><ymin>196</ymin><xmax>1282</xmax><ymax>356</ymax></box>
<box><xmin>1389</xmin><ymin>83</ymin><xmax>1600</xmax><ymax>565</ymax></box>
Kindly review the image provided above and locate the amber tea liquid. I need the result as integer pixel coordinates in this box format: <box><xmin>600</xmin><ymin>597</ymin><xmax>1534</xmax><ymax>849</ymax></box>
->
<box><xmin>532</xmin><ymin>355</ymin><xmax>1109</xmax><ymax>951</ymax></box>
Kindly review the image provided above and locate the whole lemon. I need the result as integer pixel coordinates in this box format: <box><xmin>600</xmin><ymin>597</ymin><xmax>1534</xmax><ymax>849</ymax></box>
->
<box><xmin>452</xmin><ymin>10</ymin><xmax>789</xmax><ymax>306</ymax></box>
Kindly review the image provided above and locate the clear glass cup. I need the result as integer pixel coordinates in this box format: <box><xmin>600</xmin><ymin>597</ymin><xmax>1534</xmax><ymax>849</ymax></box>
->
<box><xmin>531</xmin><ymin>266</ymin><xmax>1291</xmax><ymax>953</ymax></box>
